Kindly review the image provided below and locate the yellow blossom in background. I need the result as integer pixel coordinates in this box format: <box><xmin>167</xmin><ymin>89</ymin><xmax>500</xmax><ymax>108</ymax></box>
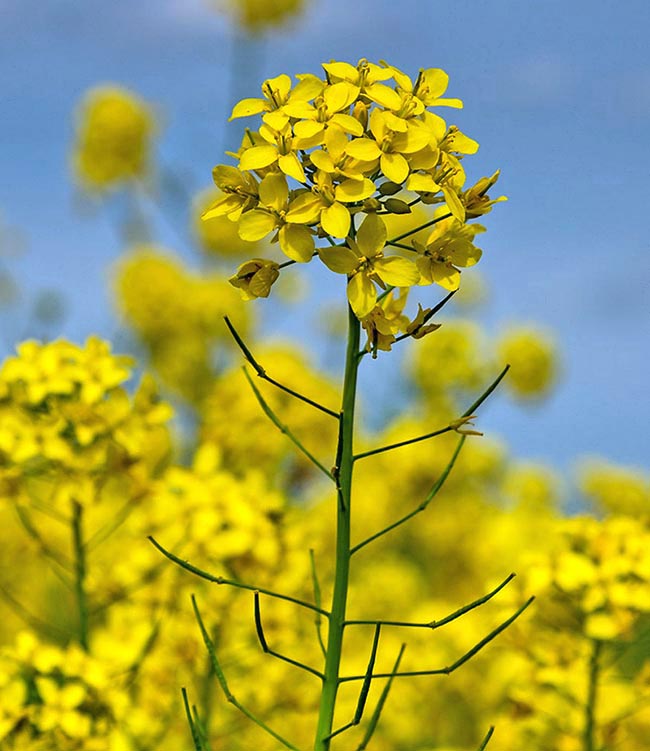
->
<box><xmin>497</xmin><ymin>326</ymin><xmax>558</xmax><ymax>400</ymax></box>
<box><xmin>579</xmin><ymin>459</ymin><xmax>650</xmax><ymax>516</ymax></box>
<box><xmin>114</xmin><ymin>246</ymin><xmax>249</xmax><ymax>400</ymax></box>
<box><xmin>72</xmin><ymin>85</ymin><xmax>155</xmax><ymax>191</ymax></box>
<box><xmin>0</xmin><ymin>631</ymin><xmax>131</xmax><ymax>750</ymax></box>
<box><xmin>216</xmin><ymin>0</ymin><xmax>305</xmax><ymax>33</ymax></box>
<box><xmin>192</xmin><ymin>187</ymin><xmax>262</xmax><ymax>258</ymax></box>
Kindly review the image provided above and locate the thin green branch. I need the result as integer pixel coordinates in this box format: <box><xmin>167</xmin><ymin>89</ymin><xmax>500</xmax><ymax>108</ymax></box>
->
<box><xmin>354</xmin><ymin>424</ymin><xmax>451</xmax><ymax>461</ymax></box>
<box><xmin>182</xmin><ymin>687</ymin><xmax>206</xmax><ymax>751</ymax></box>
<box><xmin>224</xmin><ymin>316</ymin><xmax>339</xmax><ymax>418</ymax></box>
<box><xmin>0</xmin><ymin>584</ymin><xmax>69</xmax><ymax>640</ymax></box>
<box><xmin>85</xmin><ymin>498</ymin><xmax>135</xmax><ymax>551</ymax></box>
<box><xmin>242</xmin><ymin>367</ymin><xmax>334</xmax><ymax>480</ymax></box>
<box><xmin>387</xmin><ymin>211</ymin><xmax>452</xmax><ymax>244</ymax></box>
<box><xmin>191</xmin><ymin>595</ymin><xmax>301</xmax><ymax>751</ymax></box>
<box><xmin>253</xmin><ymin>592</ymin><xmax>324</xmax><ymax>680</ymax></box>
<box><xmin>394</xmin><ymin>290</ymin><xmax>457</xmax><ymax>343</ymax></box>
<box><xmin>72</xmin><ymin>500</ymin><xmax>89</xmax><ymax>652</ymax></box>
<box><xmin>344</xmin><ymin>573</ymin><xmax>516</xmax><ymax>629</ymax></box>
<box><xmin>386</xmin><ymin>240</ymin><xmax>418</xmax><ymax>252</ymax></box>
<box><xmin>14</xmin><ymin>504</ymin><xmax>73</xmax><ymax>581</ymax></box>
<box><xmin>584</xmin><ymin>639</ymin><xmax>602</xmax><ymax>751</ymax></box>
<box><xmin>340</xmin><ymin>597</ymin><xmax>535</xmax><ymax>682</ymax></box>
<box><xmin>356</xmin><ymin>644</ymin><xmax>406</xmax><ymax>750</ymax></box>
<box><xmin>324</xmin><ymin>624</ymin><xmax>382</xmax><ymax>742</ymax></box>
<box><xmin>351</xmin><ymin>436</ymin><xmax>466</xmax><ymax>555</ymax></box>
<box><xmin>354</xmin><ymin>365</ymin><xmax>508</xmax><ymax>462</ymax></box>
<box><xmin>310</xmin><ymin>549</ymin><xmax>328</xmax><ymax>658</ymax></box>
<box><xmin>461</xmin><ymin>364</ymin><xmax>510</xmax><ymax>418</ymax></box>
<box><xmin>148</xmin><ymin>536</ymin><xmax>329</xmax><ymax>617</ymax></box>
<box><xmin>477</xmin><ymin>726</ymin><xmax>495</xmax><ymax>751</ymax></box>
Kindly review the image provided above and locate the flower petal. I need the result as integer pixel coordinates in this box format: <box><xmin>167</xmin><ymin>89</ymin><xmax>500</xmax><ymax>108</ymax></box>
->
<box><xmin>258</xmin><ymin>171</ymin><xmax>288</xmax><ymax>209</ymax></box>
<box><xmin>345</xmin><ymin>138</ymin><xmax>382</xmax><ymax>161</ymax></box>
<box><xmin>239</xmin><ymin>145</ymin><xmax>278</xmax><ymax>171</ymax></box>
<box><xmin>318</xmin><ymin>246</ymin><xmax>358</xmax><ymax>274</ymax></box>
<box><xmin>279</xmin><ymin>224</ymin><xmax>315</xmax><ymax>263</ymax></box>
<box><xmin>230</xmin><ymin>98</ymin><xmax>267</xmax><ymax>120</ymax></box>
<box><xmin>321</xmin><ymin>201</ymin><xmax>351</xmax><ymax>238</ymax></box>
<box><xmin>374</xmin><ymin>257</ymin><xmax>420</xmax><ymax>287</ymax></box>
<box><xmin>278</xmin><ymin>152</ymin><xmax>306</xmax><ymax>183</ymax></box>
<box><xmin>238</xmin><ymin>210</ymin><xmax>277</xmax><ymax>241</ymax></box>
<box><xmin>348</xmin><ymin>273</ymin><xmax>377</xmax><ymax>318</ymax></box>
<box><xmin>286</xmin><ymin>192</ymin><xmax>323</xmax><ymax>224</ymax></box>
<box><xmin>380</xmin><ymin>152</ymin><xmax>409</xmax><ymax>184</ymax></box>
<box><xmin>334</xmin><ymin>177</ymin><xmax>375</xmax><ymax>203</ymax></box>
<box><xmin>356</xmin><ymin>213</ymin><xmax>387</xmax><ymax>258</ymax></box>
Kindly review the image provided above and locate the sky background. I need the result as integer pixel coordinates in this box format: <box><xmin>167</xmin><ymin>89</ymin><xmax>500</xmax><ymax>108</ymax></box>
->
<box><xmin>1</xmin><ymin>0</ymin><xmax>649</xmax><ymax>486</ymax></box>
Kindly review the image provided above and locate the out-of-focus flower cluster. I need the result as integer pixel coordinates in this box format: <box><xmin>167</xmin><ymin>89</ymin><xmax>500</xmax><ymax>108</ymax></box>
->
<box><xmin>206</xmin><ymin>58</ymin><xmax>505</xmax><ymax>345</ymax></box>
<box><xmin>114</xmin><ymin>247</ymin><xmax>250</xmax><ymax>401</ymax></box>
<box><xmin>0</xmin><ymin>337</ymin><xmax>171</xmax><ymax>510</ymax></box>
<box><xmin>215</xmin><ymin>0</ymin><xmax>305</xmax><ymax>33</ymax></box>
<box><xmin>72</xmin><ymin>86</ymin><xmax>156</xmax><ymax>191</ymax></box>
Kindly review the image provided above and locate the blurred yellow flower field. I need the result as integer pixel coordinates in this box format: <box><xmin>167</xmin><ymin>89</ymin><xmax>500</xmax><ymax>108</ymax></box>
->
<box><xmin>1</xmin><ymin>23</ymin><xmax>649</xmax><ymax>751</ymax></box>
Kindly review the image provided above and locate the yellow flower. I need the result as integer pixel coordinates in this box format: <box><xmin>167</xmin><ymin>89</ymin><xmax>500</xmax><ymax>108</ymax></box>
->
<box><xmin>463</xmin><ymin>170</ymin><xmax>508</xmax><ymax>218</ymax></box>
<box><xmin>202</xmin><ymin>164</ymin><xmax>260</xmax><ymax>222</ymax></box>
<box><xmin>217</xmin><ymin>0</ymin><xmax>305</xmax><ymax>34</ymax></box>
<box><xmin>230</xmin><ymin>73</ymin><xmax>323</xmax><ymax>129</ymax></box>
<box><xmin>360</xmin><ymin>288</ymin><xmax>410</xmax><ymax>356</ymax></box>
<box><xmin>72</xmin><ymin>85</ymin><xmax>155</xmax><ymax>190</ymax></box>
<box><xmin>236</xmin><ymin>172</ymin><xmax>315</xmax><ymax>262</ymax></box>
<box><xmin>229</xmin><ymin>258</ymin><xmax>280</xmax><ymax>300</ymax></box>
<box><xmin>192</xmin><ymin>187</ymin><xmax>261</xmax><ymax>257</ymax></box>
<box><xmin>414</xmin><ymin>213</ymin><xmax>484</xmax><ymax>290</ymax></box>
<box><xmin>285</xmin><ymin>169</ymin><xmax>376</xmax><ymax>239</ymax></box>
<box><xmin>497</xmin><ymin>327</ymin><xmax>558</xmax><ymax>400</ymax></box>
<box><xmin>318</xmin><ymin>213</ymin><xmax>419</xmax><ymax>317</ymax></box>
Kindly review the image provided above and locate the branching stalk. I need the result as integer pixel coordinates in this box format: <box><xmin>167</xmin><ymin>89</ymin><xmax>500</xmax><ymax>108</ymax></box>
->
<box><xmin>314</xmin><ymin>303</ymin><xmax>361</xmax><ymax>750</ymax></box>
<box><xmin>72</xmin><ymin>500</ymin><xmax>89</xmax><ymax>651</ymax></box>
<box><xmin>149</xmin><ymin>536</ymin><xmax>329</xmax><ymax>617</ymax></box>
<box><xmin>224</xmin><ymin>316</ymin><xmax>339</xmax><ymax>418</ymax></box>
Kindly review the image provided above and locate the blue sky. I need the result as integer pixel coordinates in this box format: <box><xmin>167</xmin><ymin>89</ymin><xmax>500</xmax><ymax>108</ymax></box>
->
<box><xmin>1</xmin><ymin>0</ymin><xmax>649</xmax><ymax>483</ymax></box>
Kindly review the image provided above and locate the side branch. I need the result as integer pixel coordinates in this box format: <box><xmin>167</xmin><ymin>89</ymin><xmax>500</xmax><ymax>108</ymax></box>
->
<box><xmin>324</xmin><ymin>624</ymin><xmax>382</xmax><ymax>742</ymax></box>
<box><xmin>394</xmin><ymin>290</ymin><xmax>457</xmax><ymax>343</ymax></box>
<box><xmin>353</xmin><ymin>364</ymin><xmax>509</xmax><ymax>462</ymax></box>
<box><xmin>254</xmin><ymin>592</ymin><xmax>324</xmax><ymax>680</ymax></box>
<box><xmin>477</xmin><ymin>726</ymin><xmax>495</xmax><ymax>751</ymax></box>
<box><xmin>148</xmin><ymin>536</ymin><xmax>329</xmax><ymax>617</ymax></box>
<box><xmin>310</xmin><ymin>550</ymin><xmax>328</xmax><ymax>658</ymax></box>
<box><xmin>339</xmin><ymin>597</ymin><xmax>535</xmax><ymax>682</ymax></box>
<box><xmin>224</xmin><ymin>316</ymin><xmax>339</xmax><ymax>418</ymax></box>
<box><xmin>351</xmin><ymin>436</ymin><xmax>465</xmax><ymax>555</ymax></box>
<box><xmin>344</xmin><ymin>573</ymin><xmax>516</xmax><ymax>629</ymax></box>
<box><xmin>242</xmin><ymin>368</ymin><xmax>334</xmax><ymax>480</ymax></box>
<box><xmin>356</xmin><ymin>644</ymin><xmax>406</xmax><ymax>750</ymax></box>
<box><xmin>192</xmin><ymin>595</ymin><xmax>301</xmax><ymax>751</ymax></box>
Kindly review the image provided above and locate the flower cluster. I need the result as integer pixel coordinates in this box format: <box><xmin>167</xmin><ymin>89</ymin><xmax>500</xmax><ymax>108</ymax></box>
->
<box><xmin>114</xmin><ymin>247</ymin><xmax>249</xmax><ymax>401</ymax></box>
<box><xmin>204</xmin><ymin>59</ymin><xmax>504</xmax><ymax>347</ymax></box>
<box><xmin>0</xmin><ymin>338</ymin><xmax>172</xmax><ymax>510</ymax></box>
<box><xmin>0</xmin><ymin>631</ymin><xmax>129</xmax><ymax>750</ymax></box>
<box><xmin>216</xmin><ymin>0</ymin><xmax>305</xmax><ymax>33</ymax></box>
<box><xmin>72</xmin><ymin>86</ymin><xmax>155</xmax><ymax>191</ymax></box>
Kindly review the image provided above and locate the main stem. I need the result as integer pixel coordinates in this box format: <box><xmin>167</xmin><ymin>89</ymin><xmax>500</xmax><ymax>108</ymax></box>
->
<box><xmin>72</xmin><ymin>500</ymin><xmax>89</xmax><ymax>652</ymax></box>
<box><xmin>314</xmin><ymin>304</ymin><xmax>361</xmax><ymax>750</ymax></box>
<box><xmin>583</xmin><ymin>639</ymin><xmax>602</xmax><ymax>751</ymax></box>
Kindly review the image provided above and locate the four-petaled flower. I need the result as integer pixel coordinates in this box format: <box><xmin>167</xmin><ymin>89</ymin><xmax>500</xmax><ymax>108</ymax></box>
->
<box><xmin>319</xmin><ymin>213</ymin><xmax>419</xmax><ymax>317</ymax></box>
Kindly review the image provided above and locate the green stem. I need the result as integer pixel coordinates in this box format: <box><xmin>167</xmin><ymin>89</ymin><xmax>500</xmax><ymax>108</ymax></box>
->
<box><xmin>584</xmin><ymin>639</ymin><xmax>602</xmax><ymax>751</ymax></box>
<box><xmin>72</xmin><ymin>500</ymin><xmax>89</xmax><ymax>651</ymax></box>
<box><xmin>314</xmin><ymin>304</ymin><xmax>361</xmax><ymax>750</ymax></box>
